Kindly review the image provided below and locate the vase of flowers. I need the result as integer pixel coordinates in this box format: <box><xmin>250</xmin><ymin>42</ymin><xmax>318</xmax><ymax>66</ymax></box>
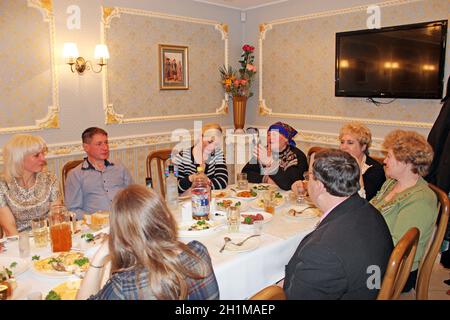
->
<box><xmin>220</xmin><ymin>44</ymin><xmax>256</xmax><ymax>132</ymax></box>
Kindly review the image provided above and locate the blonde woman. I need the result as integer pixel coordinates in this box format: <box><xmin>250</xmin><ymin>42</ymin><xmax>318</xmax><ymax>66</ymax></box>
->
<box><xmin>370</xmin><ymin>130</ymin><xmax>437</xmax><ymax>292</ymax></box>
<box><xmin>173</xmin><ymin>123</ymin><xmax>228</xmax><ymax>194</ymax></box>
<box><xmin>77</xmin><ymin>185</ymin><xmax>219</xmax><ymax>300</ymax></box>
<box><xmin>0</xmin><ymin>135</ymin><xmax>60</xmax><ymax>235</ymax></box>
<box><xmin>339</xmin><ymin>122</ymin><xmax>385</xmax><ymax>200</ymax></box>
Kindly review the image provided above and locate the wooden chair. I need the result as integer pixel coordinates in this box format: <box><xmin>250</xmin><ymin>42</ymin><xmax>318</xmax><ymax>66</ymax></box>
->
<box><xmin>61</xmin><ymin>159</ymin><xmax>83</xmax><ymax>197</ymax></box>
<box><xmin>371</xmin><ymin>155</ymin><xmax>385</xmax><ymax>166</ymax></box>
<box><xmin>146</xmin><ymin>149</ymin><xmax>172</xmax><ymax>198</ymax></box>
<box><xmin>377</xmin><ymin>227</ymin><xmax>420</xmax><ymax>300</ymax></box>
<box><xmin>249</xmin><ymin>285</ymin><xmax>286</xmax><ymax>300</ymax></box>
<box><xmin>415</xmin><ymin>184</ymin><xmax>450</xmax><ymax>300</ymax></box>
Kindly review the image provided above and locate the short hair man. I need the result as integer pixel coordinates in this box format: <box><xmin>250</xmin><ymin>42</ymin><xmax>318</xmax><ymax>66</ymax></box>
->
<box><xmin>65</xmin><ymin>127</ymin><xmax>134</xmax><ymax>219</ymax></box>
<box><xmin>283</xmin><ymin>149</ymin><xmax>393</xmax><ymax>299</ymax></box>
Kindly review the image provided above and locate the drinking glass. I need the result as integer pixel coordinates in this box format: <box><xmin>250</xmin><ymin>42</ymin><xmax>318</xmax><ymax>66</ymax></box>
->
<box><xmin>263</xmin><ymin>191</ymin><xmax>275</xmax><ymax>214</ymax></box>
<box><xmin>253</xmin><ymin>220</ymin><xmax>263</xmax><ymax>236</ymax></box>
<box><xmin>31</xmin><ymin>217</ymin><xmax>48</xmax><ymax>248</ymax></box>
<box><xmin>226</xmin><ymin>206</ymin><xmax>240</xmax><ymax>233</ymax></box>
<box><xmin>237</xmin><ymin>173</ymin><xmax>248</xmax><ymax>190</ymax></box>
<box><xmin>18</xmin><ymin>231</ymin><xmax>30</xmax><ymax>258</ymax></box>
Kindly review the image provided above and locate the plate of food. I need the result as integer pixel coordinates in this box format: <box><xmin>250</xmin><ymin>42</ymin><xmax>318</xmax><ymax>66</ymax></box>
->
<box><xmin>215</xmin><ymin>198</ymin><xmax>248</xmax><ymax>212</ymax></box>
<box><xmin>240</xmin><ymin>211</ymin><xmax>273</xmax><ymax>226</ymax></box>
<box><xmin>216</xmin><ymin>232</ymin><xmax>260</xmax><ymax>253</ymax></box>
<box><xmin>212</xmin><ymin>190</ymin><xmax>230</xmax><ymax>198</ymax></box>
<box><xmin>0</xmin><ymin>257</ymin><xmax>30</xmax><ymax>277</ymax></box>
<box><xmin>251</xmin><ymin>184</ymin><xmax>278</xmax><ymax>192</ymax></box>
<box><xmin>32</xmin><ymin>251</ymin><xmax>90</xmax><ymax>278</ymax></box>
<box><xmin>233</xmin><ymin>189</ymin><xmax>258</xmax><ymax>201</ymax></box>
<box><xmin>178</xmin><ymin>220</ymin><xmax>223</xmax><ymax>237</ymax></box>
<box><xmin>45</xmin><ymin>279</ymin><xmax>82</xmax><ymax>300</ymax></box>
<box><xmin>250</xmin><ymin>192</ymin><xmax>285</xmax><ymax>210</ymax></box>
<box><xmin>283</xmin><ymin>205</ymin><xmax>320</xmax><ymax>219</ymax></box>
<box><xmin>72</xmin><ymin>229</ymin><xmax>108</xmax><ymax>252</ymax></box>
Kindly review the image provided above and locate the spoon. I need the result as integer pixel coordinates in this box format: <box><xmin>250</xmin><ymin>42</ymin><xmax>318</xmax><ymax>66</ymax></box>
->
<box><xmin>219</xmin><ymin>237</ymin><xmax>231</xmax><ymax>253</ymax></box>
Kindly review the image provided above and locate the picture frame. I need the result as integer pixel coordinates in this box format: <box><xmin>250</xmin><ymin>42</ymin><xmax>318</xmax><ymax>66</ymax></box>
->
<box><xmin>159</xmin><ymin>44</ymin><xmax>189</xmax><ymax>90</ymax></box>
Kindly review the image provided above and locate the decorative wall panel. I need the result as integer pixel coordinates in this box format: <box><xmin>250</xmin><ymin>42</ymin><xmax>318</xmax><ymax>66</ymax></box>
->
<box><xmin>0</xmin><ymin>0</ymin><xmax>59</xmax><ymax>134</ymax></box>
<box><xmin>258</xmin><ymin>0</ymin><xmax>449</xmax><ymax>129</ymax></box>
<box><xmin>102</xmin><ymin>7</ymin><xmax>229</xmax><ymax>124</ymax></box>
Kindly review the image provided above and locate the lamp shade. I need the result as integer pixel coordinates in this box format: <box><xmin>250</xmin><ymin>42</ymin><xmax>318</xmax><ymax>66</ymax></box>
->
<box><xmin>63</xmin><ymin>42</ymin><xmax>79</xmax><ymax>58</ymax></box>
<box><xmin>94</xmin><ymin>44</ymin><xmax>109</xmax><ymax>59</ymax></box>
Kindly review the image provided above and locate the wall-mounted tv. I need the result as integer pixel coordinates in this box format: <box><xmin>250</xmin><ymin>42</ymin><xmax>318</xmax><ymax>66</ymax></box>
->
<box><xmin>335</xmin><ymin>20</ymin><xmax>447</xmax><ymax>99</ymax></box>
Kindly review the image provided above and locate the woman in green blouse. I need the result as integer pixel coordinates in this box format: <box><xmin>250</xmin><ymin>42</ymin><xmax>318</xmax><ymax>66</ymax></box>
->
<box><xmin>370</xmin><ymin>130</ymin><xmax>437</xmax><ymax>293</ymax></box>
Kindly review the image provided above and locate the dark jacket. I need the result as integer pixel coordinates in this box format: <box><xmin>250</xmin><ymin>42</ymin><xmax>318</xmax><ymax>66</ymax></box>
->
<box><xmin>241</xmin><ymin>145</ymin><xmax>308</xmax><ymax>191</ymax></box>
<box><xmin>364</xmin><ymin>156</ymin><xmax>386</xmax><ymax>201</ymax></box>
<box><xmin>284</xmin><ymin>194</ymin><xmax>393</xmax><ymax>300</ymax></box>
<box><xmin>425</xmin><ymin>99</ymin><xmax>450</xmax><ymax>240</ymax></box>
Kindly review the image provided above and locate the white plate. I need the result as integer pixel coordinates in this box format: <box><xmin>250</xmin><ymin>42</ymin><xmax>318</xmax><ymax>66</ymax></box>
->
<box><xmin>0</xmin><ymin>256</ymin><xmax>31</xmax><ymax>276</ymax></box>
<box><xmin>212</xmin><ymin>190</ymin><xmax>230</xmax><ymax>198</ymax></box>
<box><xmin>251</xmin><ymin>183</ymin><xmax>278</xmax><ymax>192</ymax></box>
<box><xmin>215</xmin><ymin>198</ymin><xmax>248</xmax><ymax>212</ymax></box>
<box><xmin>249</xmin><ymin>194</ymin><xmax>285</xmax><ymax>210</ymax></box>
<box><xmin>233</xmin><ymin>190</ymin><xmax>258</xmax><ymax>201</ymax></box>
<box><xmin>240</xmin><ymin>211</ymin><xmax>273</xmax><ymax>225</ymax></box>
<box><xmin>178</xmin><ymin>220</ymin><xmax>223</xmax><ymax>238</ymax></box>
<box><xmin>217</xmin><ymin>233</ymin><xmax>260</xmax><ymax>253</ymax></box>
<box><xmin>283</xmin><ymin>205</ymin><xmax>320</xmax><ymax>219</ymax></box>
<box><xmin>31</xmin><ymin>252</ymin><xmax>88</xmax><ymax>278</ymax></box>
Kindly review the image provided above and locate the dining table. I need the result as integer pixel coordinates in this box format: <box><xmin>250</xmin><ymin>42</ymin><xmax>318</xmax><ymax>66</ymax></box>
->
<box><xmin>0</xmin><ymin>184</ymin><xmax>321</xmax><ymax>300</ymax></box>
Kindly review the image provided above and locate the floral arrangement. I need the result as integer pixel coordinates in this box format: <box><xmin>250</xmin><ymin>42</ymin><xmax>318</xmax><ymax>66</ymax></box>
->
<box><xmin>219</xmin><ymin>44</ymin><xmax>256</xmax><ymax>98</ymax></box>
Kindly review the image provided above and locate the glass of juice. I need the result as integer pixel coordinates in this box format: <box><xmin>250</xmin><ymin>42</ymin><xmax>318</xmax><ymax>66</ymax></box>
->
<box><xmin>48</xmin><ymin>205</ymin><xmax>72</xmax><ymax>252</ymax></box>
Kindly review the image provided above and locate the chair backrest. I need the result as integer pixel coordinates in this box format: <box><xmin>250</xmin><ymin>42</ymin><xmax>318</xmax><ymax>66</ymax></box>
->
<box><xmin>249</xmin><ymin>285</ymin><xmax>286</xmax><ymax>300</ymax></box>
<box><xmin>146</xmin><ymin>149</ymin><xmax>172</xmax><ymax>198</ymax></box>
<box><xmin>377</xmin><ymin>227</ymin><xmax>420</xmax><ymax>300</ymax></box>
<box><xmin>61</xmin><ymin>159</ymin><xmax>83</xmax><ymax>197</ymax></box>
<box><xmin>415</xmin><ymin>183</ymin><xmax>450</xmax><ymax>300</ymax></box>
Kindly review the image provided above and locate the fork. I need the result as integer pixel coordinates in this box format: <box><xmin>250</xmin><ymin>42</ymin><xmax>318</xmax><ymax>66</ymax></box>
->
<box><xmin>296</xmin><ymin>206</ymin><xmax>314</xmax><ymax>214</ymax></box>
<box><xmin>230</xmin><ymin>234</ymin><xmax>260</xmax><ymax>246</ymax></box>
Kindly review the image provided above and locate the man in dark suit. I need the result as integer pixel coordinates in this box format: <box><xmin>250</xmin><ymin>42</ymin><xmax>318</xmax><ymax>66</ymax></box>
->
<box><xmin>283</xmin><ymin>149</ymin><xmax>393</xmax><ymax>299</ymax></box>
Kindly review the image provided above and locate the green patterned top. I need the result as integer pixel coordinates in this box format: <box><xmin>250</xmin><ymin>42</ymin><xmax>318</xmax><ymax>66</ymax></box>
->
<box><xmin>370</xmin><ymin>177</ymin><xmax>438</xmax><ymax>271</ymax></box>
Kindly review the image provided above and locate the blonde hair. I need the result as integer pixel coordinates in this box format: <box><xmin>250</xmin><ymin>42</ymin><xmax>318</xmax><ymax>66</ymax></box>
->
<box><xmin>383</xmin><ymin>130</ymin><xmax>433</xmax><ymax>176</ymax></box>
<box><xmin>202</xmin><ymin>123</ymin><xmax>222</xmax><ymax>135</ymax></box>
<box><xmin>339</xmin><ymin>122</ymin><xmax>372</xmax><ymax>154</ymax></box>
<box><xmin>109</xmin><ymin>185</ymin><xmax>209</xmax><ymax>299</ymax></box>
<box><xmin>2</xmin><ymin>134</ymin><xmax>47</xmax><ymax>181</ymax></box>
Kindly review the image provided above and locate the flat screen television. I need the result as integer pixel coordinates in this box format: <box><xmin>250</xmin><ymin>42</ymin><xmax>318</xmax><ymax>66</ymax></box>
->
<box><xmin>335</xmin><ymin>20</ymin><xmax>447</xmax><ymax>99</ymax></box>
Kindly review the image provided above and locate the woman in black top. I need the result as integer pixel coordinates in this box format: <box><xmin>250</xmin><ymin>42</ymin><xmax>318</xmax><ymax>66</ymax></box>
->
<box><xmin>339</xmin><ymin>122</ymin><xmax>386</xmax><ymax>201</ymax></box>
<box><xmin>242</xmin><ymin>122</ymin><xmax>308</xmax><ymax>191</ymax></box>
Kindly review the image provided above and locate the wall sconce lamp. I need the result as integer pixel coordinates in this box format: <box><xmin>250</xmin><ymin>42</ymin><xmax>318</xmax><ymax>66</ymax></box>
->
<box><xmin>63</xmin><ymin>43</ymin><xmax>109</xmax><ymax>74</ymax></box>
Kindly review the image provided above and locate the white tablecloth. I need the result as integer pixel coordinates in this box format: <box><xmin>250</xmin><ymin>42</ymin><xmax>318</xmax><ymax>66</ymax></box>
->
<box><xmin>0</xmin><ymin>187</ymin><xmax>320</xmax><ymax>300</ymax></box>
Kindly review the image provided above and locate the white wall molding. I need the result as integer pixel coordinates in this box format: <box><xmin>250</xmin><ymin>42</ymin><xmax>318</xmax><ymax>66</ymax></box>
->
<box><xmin>101</xmin><ymin>6</ymin><xmax>229</xmax><ymax>125</ymax></box>
<box><xmin>0</xmin><ymin>0</ymin><xmax>60</xmax><ymax>134</ymax></box>
<box><xmin>257</xmin><ymin>0</ymin><xmax>436</xmax><ymax>130</ymax></box>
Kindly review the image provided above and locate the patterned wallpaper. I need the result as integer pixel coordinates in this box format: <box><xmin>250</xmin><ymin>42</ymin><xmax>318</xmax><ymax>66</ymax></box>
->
<box><xmin>0</xmin><ymin>0</ymin><xmax>54</xmax><ymax>128</ymax></box>
<box><xmin>105</xmin><ymin>9</ymin><xmax>225</xmax><ymax>120</ymax></box>
<box><xmin>261</xmin><ymin>0</ymin><xmax>449</xmax><ymax>125</ymax></box>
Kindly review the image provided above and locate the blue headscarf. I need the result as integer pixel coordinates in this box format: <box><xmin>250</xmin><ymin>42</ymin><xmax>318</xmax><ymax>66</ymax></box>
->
<box><xmin>268</xmin><ymin>122</ymin><xmax>298</xmax><ymax>147</ymax></box>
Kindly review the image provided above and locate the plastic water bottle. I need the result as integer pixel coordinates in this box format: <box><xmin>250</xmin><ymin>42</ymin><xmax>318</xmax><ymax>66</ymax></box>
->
<box><xmin>191</xmin><ymin>167</ymin><xmax>210</xmax><ymax>220</ymax></box>
<box><xmin>165</xmin><ymin>164</ymin><xmax>178</xmax><ymax>211</ymax></box>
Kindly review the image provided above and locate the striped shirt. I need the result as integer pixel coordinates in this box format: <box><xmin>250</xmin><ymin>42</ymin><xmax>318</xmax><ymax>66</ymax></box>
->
<box><xmin>173</xmin><ymin>147</ymin><xmax>228</xmax><ymax>194</ymax></box>
<box><xmin>89</xmin><ymin>241</ymin><xmax>219</xmax><ymax>300</ymax></box>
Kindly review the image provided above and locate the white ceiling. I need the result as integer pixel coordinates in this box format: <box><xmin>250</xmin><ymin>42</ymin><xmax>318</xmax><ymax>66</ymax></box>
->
<box><xmin>193</xmin><ymin>0</ymin><xmax>289</xmax><ymax>11</ymax></box>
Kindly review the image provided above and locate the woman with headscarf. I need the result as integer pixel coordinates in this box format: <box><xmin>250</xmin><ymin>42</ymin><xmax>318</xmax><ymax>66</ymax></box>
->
<box><xmin>241</xmin><ymin>122</ymin><xmax>308</xmax><ymax>191</ymax></box>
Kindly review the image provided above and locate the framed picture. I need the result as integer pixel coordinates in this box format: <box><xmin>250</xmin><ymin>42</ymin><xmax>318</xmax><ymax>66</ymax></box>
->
<box><xmin>159</xmin><ymin>44</ymin><xmax>189</xmax><ymax>90</ymax></box>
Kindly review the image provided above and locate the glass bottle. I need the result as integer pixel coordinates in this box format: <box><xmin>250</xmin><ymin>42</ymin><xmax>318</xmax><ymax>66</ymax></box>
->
<box><xmin>165</xmin><ymin>164</ymin><xmax>179</xmax><ymax>211</ymax></box>
<box><xmin>191</xmin><ymin>166</ymin><xmax>211</xmax><ymax>220</ymax></box>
